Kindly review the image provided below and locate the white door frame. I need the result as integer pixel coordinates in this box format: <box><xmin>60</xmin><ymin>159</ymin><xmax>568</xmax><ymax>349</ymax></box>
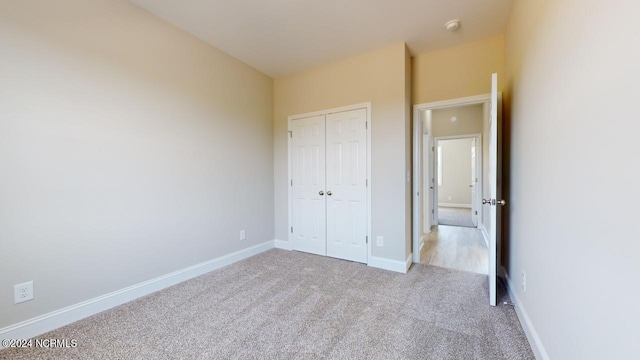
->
<box><xmin>433</xmin><ymin>134</ymin><xmax>483</xmax><ymax>227</ymax></box>
<box><xmin>412</xmin><ymin>95</ymin><xmax>490</xmax><ymax>263</ymax></box>
<box><xmin>287</xmin><ymin>102</ymin><xmax>372</xmax><ymax>264</ymax></box>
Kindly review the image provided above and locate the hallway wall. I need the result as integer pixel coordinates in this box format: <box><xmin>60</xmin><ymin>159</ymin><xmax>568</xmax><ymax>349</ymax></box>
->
<box><xmin>438</xmin><ymin>138</ymin><xmax>474</xmax><ymax>206</ymax></box>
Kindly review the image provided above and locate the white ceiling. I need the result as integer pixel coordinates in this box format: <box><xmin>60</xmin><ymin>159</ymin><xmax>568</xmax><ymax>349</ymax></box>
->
<box><xmin>130</xmin><ymin>0</ymin><xmax>514</xmax><ymax>78</ymax></box>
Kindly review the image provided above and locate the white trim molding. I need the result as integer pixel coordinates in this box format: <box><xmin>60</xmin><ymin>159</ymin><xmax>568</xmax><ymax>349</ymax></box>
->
<box><xmin>274</xmin><ymin>239</ymin><xmax>292</xmax><ymax>250</ymax></box>
<box><xmin>503</xmin><ymin>267</ymin><xmax>550</xmax><ymax>360</ymax></box>
<box><xmin>438</xmin><ymin>203</ymin><xmax>472</xmax><ymax>208</ymax></box>
<box><xmin>412</xmin><ymin>95</ymin><xmax>490</xmax><ymax>269</ymax></box>
<box><xmin>0</xmin><ymin>241</ymin><xmax>275</xmax><ymax>343</ymax></box>
<box><xmin>479</xmin><ymin>223</ymin><xmax>490</xmax><ymax>247</ymax></box>
<box><xmin>369</xmin><ymin>253</ymin><xmax>412</xmax><ymax>273</ymax></box>
<box><xmin>405</xmin><ymin>253</ymin><xmax>413</xmax><ymax>272</ymax></box>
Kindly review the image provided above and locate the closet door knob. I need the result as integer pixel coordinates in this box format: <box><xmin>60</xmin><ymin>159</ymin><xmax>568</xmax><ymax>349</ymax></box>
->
<box><xmin>327</xmin><ymin>191</ymin><xmax>332</xmax><ymax>196</ymax></box>
<box><xmin>319</xmin><ymin>191</ymin><xmax>324</xmax><ymax>196</ymax></box>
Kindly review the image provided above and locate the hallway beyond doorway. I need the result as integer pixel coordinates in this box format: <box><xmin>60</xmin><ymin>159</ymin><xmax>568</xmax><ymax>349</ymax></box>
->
<box><xmin>420</xmin><ymin>225</ymin><xmax>488</xmax><ymax>274</ymax></box>
<box><xmin>438</xmin><ymin>206</ymin><xmax>475</xmax><ymax>227</ymax></box>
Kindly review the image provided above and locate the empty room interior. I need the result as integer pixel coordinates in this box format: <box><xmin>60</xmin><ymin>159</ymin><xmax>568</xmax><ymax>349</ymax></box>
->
<box><xmin>1</xmin><ymin>1</ymin><xmax>638</xmax><ymax>359</ymax></box>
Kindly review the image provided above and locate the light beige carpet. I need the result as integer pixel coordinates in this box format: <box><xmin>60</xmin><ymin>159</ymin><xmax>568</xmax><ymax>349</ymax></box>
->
<box><xmin>1</xmin><ymin>249</ymin><xmax>534</xmax><ymax>359</ymax></box>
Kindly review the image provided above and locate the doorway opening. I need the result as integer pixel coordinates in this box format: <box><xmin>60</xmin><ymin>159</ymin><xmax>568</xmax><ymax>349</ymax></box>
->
<box><xmin>414</xmin><ymin>101</ymin><xmax>489</xmax><ymax>275</ymax></box>
<box><xmin>435</xmin><ymin>135</ymin><xmax>482</xmax><ymax>229</ymax></box>
<box><xmin>412</xmin><ymin>74</ymin><xmax>503</xmax><ymax>305</ymax></box>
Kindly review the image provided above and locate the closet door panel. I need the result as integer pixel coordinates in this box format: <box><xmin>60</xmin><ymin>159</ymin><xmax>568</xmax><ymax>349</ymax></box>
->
<box><xmin>325</xmin><ymin>109</ymin><xmax>367</xmax><ymax>263</ymax></box>
<box><xmin>291</xmin><ymin>115</ymin><xmax>326</xmax><ymax>256</ymax></box>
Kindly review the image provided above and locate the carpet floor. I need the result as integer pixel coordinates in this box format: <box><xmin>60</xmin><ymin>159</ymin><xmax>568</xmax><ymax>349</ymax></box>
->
<box><xmin>1</xmin><ymin>250</ymin><xmax>534</xmax><ymax>360</ymax></box>
<box><xmin>438</xmin><ymin>207</ymin><xmax>475</xmax><ymax>228</ymax></box>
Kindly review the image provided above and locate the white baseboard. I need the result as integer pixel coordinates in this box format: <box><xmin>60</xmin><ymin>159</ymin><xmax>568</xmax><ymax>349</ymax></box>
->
<box><xmin>479</xmin><ymin>224</ymin><xmax>490</xmax><ymax>247</ymax></box>
<box><xmin>503</xmin><ymin>267</ymin><xmax>550</xmax><ymax>360</ymax></box>
<box><xmin>438</xmin><ymin>203</ymin><xmax>472</xmax><ymax>208</ymax></box>
<box><xmin>274</xmin><ymin>239</ymin><xmax>292</xmax><ymax>250</ymax></box>
<box><xmin>405</xmin><ymin>253</ymin><xmax>413</xmax><ymax>272</ymax></box>
<box><xmin>368</xmin><ymin>253</ymin><xmax>412</xmax><ymax>273</ymax></box>
<box><xmin>0</xmin><ymin>240</ymin><xmax>275</xmax><ymax>343</ymax></box>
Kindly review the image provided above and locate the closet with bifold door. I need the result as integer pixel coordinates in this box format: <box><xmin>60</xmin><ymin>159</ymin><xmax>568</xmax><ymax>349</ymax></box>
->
<box><xmin>289</xmin><ymin>106</ymin><xmax>369</xmax><ymax>263</ymax></box>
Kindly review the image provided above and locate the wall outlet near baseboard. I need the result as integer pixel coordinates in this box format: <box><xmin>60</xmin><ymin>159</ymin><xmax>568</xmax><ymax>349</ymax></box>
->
<box><xmin>521</xmin><ymin>271</ymin><xmax>527</xmax><ymax>292</ymax></box>
<box><xmin>240</xmin><ymin>230</ymin><xmax>246</xmax><ymax>241</ymax></box>
<box><xmin>15</xmin><ymin>281</ymin><xmax>34</xmax><ymax>304</ymax></box>
<box><xmin>376</xmin><ymin>236</ymin><xmax>383</xmax><ymax>247</ymax></box>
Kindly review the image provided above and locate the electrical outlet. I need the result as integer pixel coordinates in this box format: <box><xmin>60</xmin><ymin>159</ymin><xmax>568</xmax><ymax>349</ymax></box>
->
<box><xmin>14</xmin><ymin>281</ymin><xmax>34</xmax><ymax>304</ymax></box>
<box><xmin>376</xmin><ymin>236</ymin><xmax>384</xmax><ymax>247</ymax></box>
<box><xmin>240</xmin><ymin>230</ymin><xmax>246</xmax><ymax>241</ymax></box>
<box><xmin>521</xmin><ymin>271</ymin><xmax>527</xmax><ymax>292</ymax></box>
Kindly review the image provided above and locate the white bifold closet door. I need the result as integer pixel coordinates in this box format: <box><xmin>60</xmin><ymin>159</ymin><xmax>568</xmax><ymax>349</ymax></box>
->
<box><xmin>291</xmin><ymin>108</ymin><xmax>367</xmax><ymax>263</ymax></box>
<box><xmin>291</xmin><ymin>115</ymin><xmax>326</xmax><ymax>256</ymax></box>
<box><xmin>325</xmin><ymin>109</ymin><xmax>367</xmax><ymax>263</ymax></box>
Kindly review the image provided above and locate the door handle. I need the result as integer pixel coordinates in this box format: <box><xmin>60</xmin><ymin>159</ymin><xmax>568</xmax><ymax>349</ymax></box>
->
<box><xmin>327</xmin><ymin>191</ymin><xmax>332</xmax><ymax>196</ymax></box>
<box><xmin>482</xmin><ymin>199</ymin><xmax>507</xmax><ymax>206</ymax></box>
<box><xmin>319</xmin><ymin>191</ymin><xmax>324</xmax><ymax>196</ymax></box>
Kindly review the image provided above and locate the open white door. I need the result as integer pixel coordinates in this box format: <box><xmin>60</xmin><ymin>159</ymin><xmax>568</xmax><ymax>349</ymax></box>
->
<box><xmin>486</xmin><ymin>73</ymin><xmax>504</xmax><ymax>306</ymax></box>
<box><xmin>424</xmin><ymin>133</ymin><xmax>432</xmax><ymax>231</ymax></box>
<box><xmin>471</xmin><ymin>138</ymin><xmax>478</xmax><ymax>227</ymax></box>
<box><xmin>429</xmin><ymin>135</ymin><xmax>436</xmax><ymax>226</ymax></box>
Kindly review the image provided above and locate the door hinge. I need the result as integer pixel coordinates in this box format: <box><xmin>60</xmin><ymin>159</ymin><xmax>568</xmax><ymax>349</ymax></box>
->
<box><xmin>475</xmin><ymin>211</ymin><xmax>478</xmax><ymax>215</ymax></box>
<box><xmin>432</xmin><ymin>209</ymin><xmax>434</xmax><ymax>214</ymax></box>
<box><xmin>432</xmin><ymin>146</ymin><xmax>435</xmax><ymax>151</ymax></box>
<box><xmin>288</xmin><ymin>131</ymin><xmax>292</xmax><ymax>138</ymax></box>
<box><xmin>366</xmin><ymin>235</ymin><xmax>368</xmax><ymax>244</ymax></box>
<box><xmin>290</xmin><ymin>179</ymin><xmax>293</xmax><ymax>186</ymax></box>
<box><xmin>417</xmin><ymin>191</ymin><xmax>419</xmax><ymax>196</ymax></box>
<box><xmin>290</xmin><ymin>226</ymin><xmax>293</xmax><ymax>233</ymax></box>
<box><xmin>366</xmin><ymin>179</ymin><xmax>368</xmax><ymax>186</ymax></box>
<box><xmin>365</xmin><ymin>121</ymin><xmax>368</xmax><ymax>130</ymax></box>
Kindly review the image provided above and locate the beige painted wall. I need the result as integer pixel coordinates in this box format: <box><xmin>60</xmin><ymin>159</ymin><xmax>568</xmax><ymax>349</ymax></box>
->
<box><xmin>505</xmin><ymin>0</ymin><xmax>640</xmax><ymax>358</ymax></box>
<box><xmin>438</xmin><ymin>138</ymin><xmax>473</xmax><ymax>206</ymax></box>
<box><xmin>274</xmin><ymin>43</ymin><xmax>411</xmax><ymax>263</ymax></box>
<box><xmin>412</xmin><ymin>35</ymin><xmax>505</xmax><ymax>105</ymax></box>
<box><xmin>0</xmin><ymin>0</ymin><xmax>273</xmax><ymax>328</ymax></box>
<box><xmin>431</xmin><ymin>104</ymin><xmax>483</xmax><ymax>137</ymax></box>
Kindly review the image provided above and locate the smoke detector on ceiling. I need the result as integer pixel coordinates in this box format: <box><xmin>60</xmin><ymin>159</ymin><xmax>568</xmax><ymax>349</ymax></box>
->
<box><xmin>445</xmin><ymin>19</ymin><xmax>461</xmax><ymax>32</ymax></box>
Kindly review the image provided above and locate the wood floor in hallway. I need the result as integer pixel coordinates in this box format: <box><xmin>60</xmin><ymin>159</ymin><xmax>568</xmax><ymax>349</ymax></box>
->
<box><xmin>420</xmin><ymin>225</ymin><xmax>489</xmax><ymax>275</ymax></box>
